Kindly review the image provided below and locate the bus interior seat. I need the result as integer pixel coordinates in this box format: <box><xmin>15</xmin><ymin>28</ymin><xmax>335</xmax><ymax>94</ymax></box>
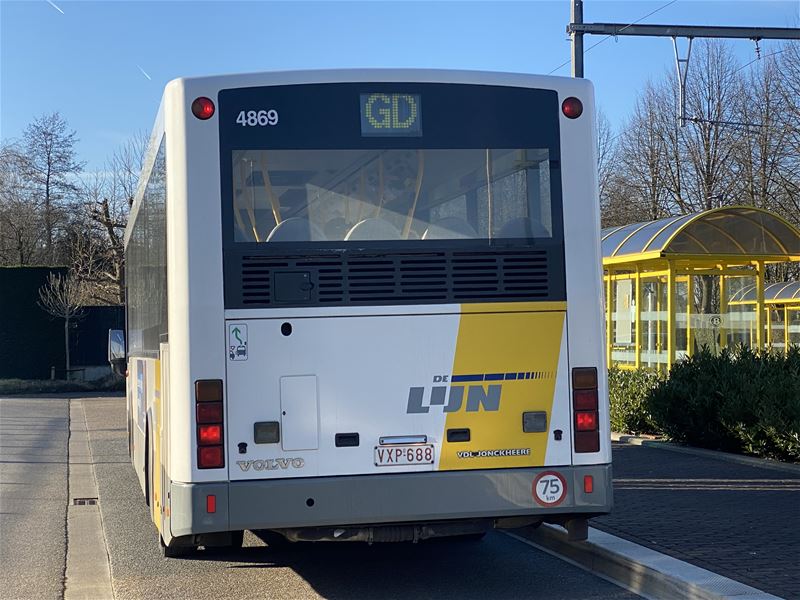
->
<box><xmin>422</xmin><ymin>217</ymin><xmax>478</xmax><ymax>240</ymax></box>
<box><xmin>266</xmin><ymin>217</ymin><xmax>325</xmax><ymax>242</ymax></box>
<box><xmin>496</xmin><ymin>217</ymin><xmax>550</xmax><ymax>239</ymax></box>
<box><xmin>344</xmin><ymin>218</ymin><xmax>402</xmax><ymax>241</ymax></box>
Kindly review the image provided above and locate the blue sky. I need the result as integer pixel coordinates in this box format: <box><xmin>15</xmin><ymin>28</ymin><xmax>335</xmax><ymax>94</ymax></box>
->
<box><xmin>1</xmin><ymin>0</ymin><xmax>797</xmax><ymax>169</ymax></box>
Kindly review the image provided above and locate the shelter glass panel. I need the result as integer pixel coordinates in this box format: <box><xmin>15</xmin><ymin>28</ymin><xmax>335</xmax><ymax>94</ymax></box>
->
<box><xmin>789</xmin><ymin>308</ymin><xmax>800</xmax><ymax>348</ymax></box>
<box><xmin>602</xmin><ymin>223</ymin><xmax>642</xmax><ymax>257</ymax></box>
<box><xmin>768</xmin><ymin>307</ymin><xmax>785</xmax><ymax>352</ymax></box>
<box><xmin>775</xmin><ymin>282</ymin><xmax>800</xmax><ymax>301</ymax></box>
<box><xmin>611</xmin><ymin>278</ymin><xmax>636</xmax><ymax>366</ymax></box>
<box><xmin>643</xmin><ymin>214</ymin><xmax>694</xmax><ymax>253</ymax></box>
<box><xmin>690</xmin><ymin>275</ymin><xmax>725</xmax><ymax>354</ymax></box>
<box><xmin>675</xmin><ymin>278</ymin><xmax>689</xmax><ymax>360</ymax></box>
<box><xmin>614</xmin><ymin>221</ymin><xmax>669</xmax><ymax>257</ymax></box>
<box><xmin>640</xmin><ymin>277</ymin><xmax>667</xmax><ymax>370</ymax></box>
<box><xmin>725</xmin><ymin>275</ymin><xmax>757</xmax><ymax>348</ymax></box>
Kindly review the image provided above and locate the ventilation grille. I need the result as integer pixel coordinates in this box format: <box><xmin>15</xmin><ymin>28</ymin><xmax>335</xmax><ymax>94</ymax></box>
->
<box><xmin>234</xmin><ymin>249</ymin><xmax>560</xmax><ymax>308</ymax></box>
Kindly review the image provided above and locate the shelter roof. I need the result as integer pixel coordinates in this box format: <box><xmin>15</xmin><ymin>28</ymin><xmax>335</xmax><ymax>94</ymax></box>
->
<box><xmin>601</xmin><ymin>206</ymin><xmax>800</xmax><ymax>264</ymax></box>
<box><xmin>729</xmin><ymin>281</ymin><xmax>800</xmax><ymax>304</ymax></box>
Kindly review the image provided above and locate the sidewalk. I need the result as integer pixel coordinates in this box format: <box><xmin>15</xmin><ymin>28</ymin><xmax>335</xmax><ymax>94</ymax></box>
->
<box><xmin>591</xmin><ymin>442</ymin><xmax>800</xmax><ymax>599</ymax></box>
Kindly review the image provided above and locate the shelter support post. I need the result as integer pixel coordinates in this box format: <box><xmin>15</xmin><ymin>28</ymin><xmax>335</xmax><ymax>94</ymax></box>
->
<box><xmin>755</xmin><ymin>261</ymin><xmax>765</xmax><ymax>349</ymax></box>
<box><xmin>605</xmin><ymin>270</ymin><xmax>612</xmax><ymax>369</ymax></box>
<box><xmin>635</xmin><ymin>268</ymin><xmax>642</xmax><ymax>369</ymax></box>
<box><xmin>766</xmin><ymin>305</ymin><xmax>772</xmax><ymax>349</ymax></box>
<box><xmin>686</xmin><ymin>273</ymin><xmax>694</xmax><ymax>356</ymax></box>
<box><xmin>667</xmin><ymin>261</ymin><xmax>676</xmax><ymax>370</ymax></box>
<box><xmin>786</xmin><ymin>306</ymin><xmax>790</xmax><ymax>353</ymax></box>
<box><xmin>719</xmin><ymin>274</ymin><xmax>728</xmax><ymax>350</ymax></box>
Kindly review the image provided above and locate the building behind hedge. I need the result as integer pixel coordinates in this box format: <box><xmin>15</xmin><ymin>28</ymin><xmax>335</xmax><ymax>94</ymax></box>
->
<box><xmin>602</xmin><ymin>206</ymin><xmax>800</xmax><ymax>371</ymax></box>
<box><xmin>0</xmin><ymin>267</ymin><xmax>123</xmax><ymax>380</ymax></box>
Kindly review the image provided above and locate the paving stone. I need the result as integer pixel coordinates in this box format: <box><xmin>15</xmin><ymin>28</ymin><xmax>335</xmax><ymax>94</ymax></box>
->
<box><xmin>594</xmin><ymin>443</ymin><xmax>800</xmax><ymax>599</ymax></box>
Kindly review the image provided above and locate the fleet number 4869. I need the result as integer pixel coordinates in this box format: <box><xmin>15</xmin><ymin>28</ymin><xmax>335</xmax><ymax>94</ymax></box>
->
<box><xmin>236</xmin><ymin>109</ymin><xmax>279</xmax><ymax>127</ymax></box>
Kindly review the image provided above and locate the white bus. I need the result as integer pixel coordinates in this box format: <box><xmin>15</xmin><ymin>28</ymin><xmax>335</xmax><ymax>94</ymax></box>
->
<box><xmin>119</xmin><ymin>69</ymin><xmax>610</xmax><ymax>556</ymax></box>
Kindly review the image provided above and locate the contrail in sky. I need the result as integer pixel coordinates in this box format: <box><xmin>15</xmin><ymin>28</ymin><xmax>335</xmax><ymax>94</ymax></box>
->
<box><xmin>137</xmin><ymin>65</ymin><xmax>152</xmax><ymax>81</ymax></box>
<box><xmin>46</xmin><ymin>0</ymin><xmax>65</xmax><ymax>14</ymax></box>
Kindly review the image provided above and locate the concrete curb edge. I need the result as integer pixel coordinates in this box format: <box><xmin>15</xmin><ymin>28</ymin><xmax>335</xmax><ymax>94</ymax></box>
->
<box><xmin>611</xmin><ymin>432</ymin><xmax>800</xmax><ymax>475</ymax></box>
<box><xmin>508</xmin><ymin>525</ymin><xmax>781</xmax><ymax>600</ymax></box>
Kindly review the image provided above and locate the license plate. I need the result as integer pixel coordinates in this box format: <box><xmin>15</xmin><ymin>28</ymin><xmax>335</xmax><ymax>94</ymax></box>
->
<box><xmin>374</xmin><ymin>444</ymin><xmax>434</xmax><ymax>467</ymax></box>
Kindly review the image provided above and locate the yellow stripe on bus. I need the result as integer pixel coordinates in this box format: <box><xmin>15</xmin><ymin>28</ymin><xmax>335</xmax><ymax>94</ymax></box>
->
<box><xmin>153</xmin><ymin>359</ymin><xmax>162</xmax><ymax>533</ymax></box>
<box><xmin>438</xmin><ymin>308</ymin><xmax>565</xmax><ymax>471</ymax></box>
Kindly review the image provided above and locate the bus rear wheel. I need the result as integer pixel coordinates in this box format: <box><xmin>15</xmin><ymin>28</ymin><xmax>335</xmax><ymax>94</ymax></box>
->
<box><xmin>161</xmin><ymin>536</ymin><xmax>196</xmax><ymax>558</ymax></box>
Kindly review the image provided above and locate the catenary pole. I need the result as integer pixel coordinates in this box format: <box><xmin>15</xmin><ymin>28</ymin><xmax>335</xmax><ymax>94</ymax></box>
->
<box><xmin>571</xmin><ymin>0</ymin><xmax>584</xmax><ymax>78</ymax></box>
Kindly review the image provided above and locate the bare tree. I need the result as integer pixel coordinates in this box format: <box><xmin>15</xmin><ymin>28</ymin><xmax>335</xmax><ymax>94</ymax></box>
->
<box><xmin>38</xmin><ymin>272</ymin><xmax>87</xmax><ymax>375</ymax></box>
<box><xmin>772</xmin><ymin>41</ymin><xmax>800</xmax><ymax>228</ymax></box>
<box><xmin>604</xmin><ymin>81</ymin><xmax>673</xmax><ymax>227</ymax></box>
<box><xmin>73</xmin><ymin>133</ymin><xmax>145</xmax><ymax>305</ymax></box>
<box><xmin>0</xmin><ymin>144</ymin><xmax>45</xmax><ymax>265</ymax></box>
<box><xmin>23</xmin><ymin>113</ymin><xmax>84</xmax><ymax>265</ymax></box>
<box><xmin>596</xmin><ymin>108</ymin><xmax>617</xmax><ymax>207</ymax></box>
<box><xmin>680</xmin><ymin>40</ymin><xmax>740</xmax><ymax>211</ymax></box>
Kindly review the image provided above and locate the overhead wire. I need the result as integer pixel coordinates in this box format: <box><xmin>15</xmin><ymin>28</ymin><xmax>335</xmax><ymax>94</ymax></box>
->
<box><xmin>548</xmin><ymin>0</ymin><xmax>679</xmax><ymax>75</ymax></box>
<box><xmin>734</xmin><ymin>49</ymin><xmax>785</xmax><ymax>74</ymax></box>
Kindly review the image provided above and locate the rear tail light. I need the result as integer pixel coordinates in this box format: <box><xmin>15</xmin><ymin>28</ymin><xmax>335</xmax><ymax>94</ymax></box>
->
<box><xmin>196</xmin><ymin>379</ymin><xmax>225</xmax><ymax>469</ymax></box>
<box><xmin>198</xmin><ymin>424</ymin><xmax>222</xmax><ymax>445</ymax></box>
<box><xmin>575</xmin><ymin>411</ymin><xmax>598</xmax><ymax>431</ymax></box>
<box><xmin>573</xmin><ymin>367</ymin><xmax>600</xmax><ymax>453</ymax></box>
<box><xmin>198</xmin><ymin>446</ymin><xmax>225</xmax><ymax>469</ymax></box>
<box><xmin>197</xmin><ymin>402</ymin><xmax>223</xmax><ymax>424</ymax></box>
<box><xmin>584</xmin><ymin>475</ymin><xmax>594</xmax><ymax>494</ymax></box>
<box><xmin>207</xmin><ymin>494</ymin><xmax>217</xmax><ymax>514</ymax></box>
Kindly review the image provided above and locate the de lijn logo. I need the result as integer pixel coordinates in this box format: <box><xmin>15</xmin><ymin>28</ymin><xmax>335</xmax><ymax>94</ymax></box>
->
<box><xmin>406</xmin><ymin>371</ymin><xmax>544</xmax><ymax>414</ymax></box>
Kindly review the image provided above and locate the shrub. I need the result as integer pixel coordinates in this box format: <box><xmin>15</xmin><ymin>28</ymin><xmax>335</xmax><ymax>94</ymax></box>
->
<box><xmin>647</xmin><ymin>346</ymin><xmax>800</xmax><ymax>462</ymax></box>
<box><xmin>607</xmin><ymin>367</ymin><xmax>662</xmax><ymax>435</ymax></box>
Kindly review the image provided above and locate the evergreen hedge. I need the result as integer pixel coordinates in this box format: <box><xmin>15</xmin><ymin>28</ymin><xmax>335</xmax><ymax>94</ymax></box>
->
<box><xmin>609</xmin><ymin>348</ymin><xmax>800</xmax><ymax>462</ymax></box>
<box><xmin>608</xmin><ymin>367</ymin><xmax>662</xmax><ymax>435</ymax></box>
<box><xmin>647</xmin><ymin>347</ymin><xmax>800</xmax><ymax>462</ymax></box>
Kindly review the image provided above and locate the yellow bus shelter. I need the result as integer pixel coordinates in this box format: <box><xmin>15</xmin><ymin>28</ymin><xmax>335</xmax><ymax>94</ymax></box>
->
<box><xmin>602</xmin><ymin>206</ymin><xmax>800</xmax><ymax>372</ymax></box>
<box><xmin>728</xmin><ymin>281</ymin><xmax>800</xmax><ymax>352</ymax></box>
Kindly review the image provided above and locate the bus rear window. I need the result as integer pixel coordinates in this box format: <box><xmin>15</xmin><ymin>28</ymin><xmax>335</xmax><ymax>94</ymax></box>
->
<box><xmin>230</xmin><ymin>148</ymin><xmax>554</xmax><ymax>243</ymax></box>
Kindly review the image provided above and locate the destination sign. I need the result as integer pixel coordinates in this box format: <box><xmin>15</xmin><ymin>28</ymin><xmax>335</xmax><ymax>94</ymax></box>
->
<box><xmin>360</xmin><ymin>93</ymin><xmax>422</xmax><ymax>137</ymax></box>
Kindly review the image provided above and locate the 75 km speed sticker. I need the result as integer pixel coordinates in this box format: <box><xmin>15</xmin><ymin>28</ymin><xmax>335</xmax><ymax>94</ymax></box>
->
<box><xmin>533</xmin><ymin>471</ymin><xmax>567</xmax><ymax>506</ymax></box>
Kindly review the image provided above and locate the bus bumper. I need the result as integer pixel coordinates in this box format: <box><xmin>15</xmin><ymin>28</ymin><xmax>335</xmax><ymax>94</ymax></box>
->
<box><xmin>169</xmin><ymin>464</ymin><xmax>611</xmax><ymax>537</ymax></box>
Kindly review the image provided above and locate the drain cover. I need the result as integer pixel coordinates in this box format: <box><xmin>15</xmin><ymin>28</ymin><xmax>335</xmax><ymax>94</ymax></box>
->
<box><xmin>73</xmin><ymin>498</ymin><xmax>98</xmax><ymax>506</ymax></box>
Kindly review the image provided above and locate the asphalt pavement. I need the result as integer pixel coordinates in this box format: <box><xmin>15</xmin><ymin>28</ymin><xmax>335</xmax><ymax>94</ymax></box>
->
<box><xmin>6</xmin><ymin>393</ymin><xmax>798</xmax><ymax>600</ymax></box>
<box><xmin>83</xmin><ymin>396</ymin><xmax>637</xmax><ymax>600</ymax></box>
<box><xmin>2</xmin><ymin>395</ymin><xmax>640</xmax><ymax>600</ymax></box>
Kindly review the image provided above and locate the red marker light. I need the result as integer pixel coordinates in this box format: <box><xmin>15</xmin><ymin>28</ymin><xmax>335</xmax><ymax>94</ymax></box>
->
<box><xmin>575</xmin><ymin>411</ymin><xmax>598</xmax><ymax>431</ymax></box>
<box><xmin>198</xmin><ymin>424</ymin><xmax>222</xmax><ymax>445</ymax></box>
<box><xmin>191</xmin><ymin>96</ymin><xmax>215</xmax><ymax>120</ymax></box>
<box><xmin>561</xmin><ymin>97</ymin><xmax>583</xmax><ymax>119</ymax></box>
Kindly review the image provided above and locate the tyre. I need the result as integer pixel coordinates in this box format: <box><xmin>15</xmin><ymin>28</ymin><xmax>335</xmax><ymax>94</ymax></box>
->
<box><xmin>230</xmin><ymin>530</ymin><xmax>245</xmax><ymax>548</ymax></box>
<box><xmin>161</xmin><ymin>536</ymin><xmax>195</xmax><ymax>558</ymax></box>
<box><xmin>457</xmin><ymin>532</ymin><xmax>487</xmax><ymax>542</ymax></box>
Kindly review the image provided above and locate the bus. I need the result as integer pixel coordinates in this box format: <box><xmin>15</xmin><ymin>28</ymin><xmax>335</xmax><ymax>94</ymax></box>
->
<box><xmin>118</xmin><ymin>69</ymin><xmax>610</xmax><ymax>556</ymax></box>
